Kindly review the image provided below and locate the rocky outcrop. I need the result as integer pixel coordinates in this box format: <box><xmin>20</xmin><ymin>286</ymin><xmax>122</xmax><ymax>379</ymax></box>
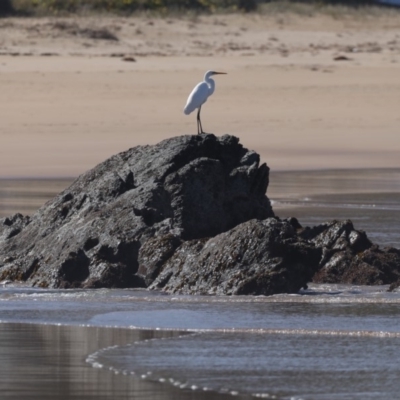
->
<box><xmin>299</xmin><ymin>220</ymin><xmax>400</xmax><ymax>285</ymax></box>
<box><xmin>149</xmin><ymin>218</ymin><xmax>321</xmax><ymax>295</ymax></box>
<box><xmin>0</xmin><ymin>134</ymin><xmax>275</xmax><ymax>291</ymax></box>
<box><xmin>1</xmin><ymin>134</ymin><xmax>399</xmax><ymax>294</ymax></box>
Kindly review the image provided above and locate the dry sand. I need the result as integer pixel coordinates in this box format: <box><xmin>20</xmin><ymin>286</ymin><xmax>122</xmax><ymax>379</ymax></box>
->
<box><xmin>1</xmin><ymin>12</ymin><xmax>400</xmax><ymax>177</ymax></box>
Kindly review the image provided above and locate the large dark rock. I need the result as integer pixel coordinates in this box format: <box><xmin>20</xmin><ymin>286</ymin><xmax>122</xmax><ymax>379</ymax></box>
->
<box><xmin>299</xmin><ymin>220</ymin><xmax>400</xmax><ymax>285</ymax></box>
<box><xmin>0</xmin><ymin>134</ymin><xmax>274</xmax><ymax>290</ymax></box>
<box><xmin>1</xmin><ymin>134</ymin><xmax>399</xmax><ymax>294</ymax></box>
<box><xmin>149</xmin><ymin>218</ymin><xmax>321</xmax><ymax>295</ymax></box>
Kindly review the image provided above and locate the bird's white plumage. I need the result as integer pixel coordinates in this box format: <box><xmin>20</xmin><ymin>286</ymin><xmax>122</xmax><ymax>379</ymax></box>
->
<box><xmin>184</xmin><ymin>81</ymin><xmax>210</xmax><ymax>115</ymax></box>
<box><xmin>183</xmin><ymin>70</ymin><xmax>226</xmax><ymax>134</ymax></box>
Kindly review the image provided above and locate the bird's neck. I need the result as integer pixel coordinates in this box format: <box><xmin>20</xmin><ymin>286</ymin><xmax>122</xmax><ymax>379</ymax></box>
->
<box><xmin>206</xmin><ymin>77</ymin><xmax>215</xmax><ymax>95</ymax></box>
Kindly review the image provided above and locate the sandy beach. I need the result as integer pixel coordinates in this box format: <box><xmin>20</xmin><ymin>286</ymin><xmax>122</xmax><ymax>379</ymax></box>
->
<box><xmin>1</xmin><ymin>11</ymin><xmax>400</xmax><ymax>177</ymax></box>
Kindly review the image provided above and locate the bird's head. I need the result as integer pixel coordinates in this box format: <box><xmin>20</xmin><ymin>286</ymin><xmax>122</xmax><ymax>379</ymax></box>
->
<box><xmin>205</xmin><ymin>70</ymin><xmax>227</xmax><ymax>79</ymax></box>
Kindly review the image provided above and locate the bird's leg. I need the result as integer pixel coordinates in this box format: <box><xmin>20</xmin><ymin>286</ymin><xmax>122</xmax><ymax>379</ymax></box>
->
<box><xmin>197</xmin><ymin>106</ymin><xmax>204</xmax><ymax>135</ymax></box>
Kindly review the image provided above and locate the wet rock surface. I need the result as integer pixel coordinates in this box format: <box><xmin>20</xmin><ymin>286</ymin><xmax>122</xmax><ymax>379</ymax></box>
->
<box><xmin>299</xmin><ymin>220</ymin><xmax>400</xmax><ymax>285</ymax></box>
<box><xmin>0</xmin><ymin>134</ymin><xmax>399</xmax><ymax>294</ymax></box>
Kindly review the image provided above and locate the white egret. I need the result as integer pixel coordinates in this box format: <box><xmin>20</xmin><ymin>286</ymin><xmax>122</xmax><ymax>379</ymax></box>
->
<box><xmin>184</xmin><ymin>70</ymin><xmax>227</xmax><ymax>135</ymax></box>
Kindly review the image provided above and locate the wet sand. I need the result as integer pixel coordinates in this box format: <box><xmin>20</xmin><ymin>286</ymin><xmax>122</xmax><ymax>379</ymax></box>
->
<box><xmin>0</xmin><ymin>322</ymin><xmax>238</xmax><ymax>400</ymax></box>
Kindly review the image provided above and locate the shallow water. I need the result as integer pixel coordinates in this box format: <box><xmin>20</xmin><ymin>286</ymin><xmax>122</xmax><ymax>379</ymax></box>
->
<box><xmin>268</xmin><ymin>169</ymin><xmax>400</xmax><ymax>248</ymax></box>
<box><xmin>96</xmin><ymin>332</ymin><xmax>400</xmax><ymax>399</ymax></box>
<box><xmin>0</xmin><ymin>322</ymin><xmax>235</xmax><ymax>400</ymax></box>
<box><xmin>1</xmin><ymin>169</ymin><xmax>400</xmax><ymax>399</ymax></box>
<box><xmin>272</xmin><ymin>191</ymin><xmax>400</xmax><ymax>247</ymax></box>
<box><xmin>1</xmin><ymin>284</ymin><xmax>400</xmax><ymax>399</ymax></box>
<box><xmin>0</xmin><ymin>178</ymin><xmax>73</xmax><ymax>218</ymax></box>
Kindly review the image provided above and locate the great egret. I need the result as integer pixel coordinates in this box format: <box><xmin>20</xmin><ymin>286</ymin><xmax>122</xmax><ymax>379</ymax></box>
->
<box><xmin>184</xmin><ymin>70</ymin><xmax>227</xmax><ymax>135</ymax></box>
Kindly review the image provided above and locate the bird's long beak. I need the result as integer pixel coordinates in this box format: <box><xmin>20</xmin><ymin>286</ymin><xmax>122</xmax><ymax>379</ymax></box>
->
<box><xmin>213</xmin><ymin>72</ymin><xmax>227</xmax><ymax>75</ymax></box>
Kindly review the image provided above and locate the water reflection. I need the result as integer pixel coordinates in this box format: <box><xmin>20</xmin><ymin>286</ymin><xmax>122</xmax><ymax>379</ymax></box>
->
<box><xmin>0</xmin><ymin>323</ymin><xmax>237</xmax><ymax>400</ymax></box>
<box><xmin>268</xmin><ymin>169</ymin><xmax>400</xmax><ymax>248</ymax></box>
<box><xmin>0</xmin><ymin>179</ymin><xmax>73</xmax><ymax>218</ymax></box>
<box><xmin>268</xmin><ymin>168</ymin><xmax>400</xmax><ymax>198</ymax></box>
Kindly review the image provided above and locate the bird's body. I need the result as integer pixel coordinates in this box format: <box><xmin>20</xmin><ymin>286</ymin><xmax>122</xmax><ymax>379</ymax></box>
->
<box><xmin>184</xmin><ymin>70</ymin><xmax>226</xmax><ymax>134</ymax></box>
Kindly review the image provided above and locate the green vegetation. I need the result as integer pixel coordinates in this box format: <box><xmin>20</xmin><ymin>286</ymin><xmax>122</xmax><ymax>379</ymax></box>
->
<box><xmin>257</xmin><ymin>0</ymin><xmax>389</xmax><ymax>18</ymax></box>
<box><xmin>2</xmin><ymin>0</ymin><xmax>394</xmax><ymax>16</ymax></box>
<box><xmin>9</xmin><ymin>0</ymin><xmax>257</xmax><ymax>15</ymax></box>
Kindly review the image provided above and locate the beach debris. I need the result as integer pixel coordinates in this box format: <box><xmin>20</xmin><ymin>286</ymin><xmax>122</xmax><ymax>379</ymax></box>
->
<box><xmin>333</xmin><ymin>55</ymin><xmax>352</xmax><ymax>61</ymax></box>
<box><xmin>78</xmin><ymin>27</ymin><xmax>119</xmax><ymax>41</ymax></box>
<box><xmin>122</xmin><ymin>56</ymin><xmax>136</xmax><ymax>62</ymax></box>
<box><xmin>40</xmin><ymin>52</ymin><xmax>59</xmax><ymax>57</ymax></box>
